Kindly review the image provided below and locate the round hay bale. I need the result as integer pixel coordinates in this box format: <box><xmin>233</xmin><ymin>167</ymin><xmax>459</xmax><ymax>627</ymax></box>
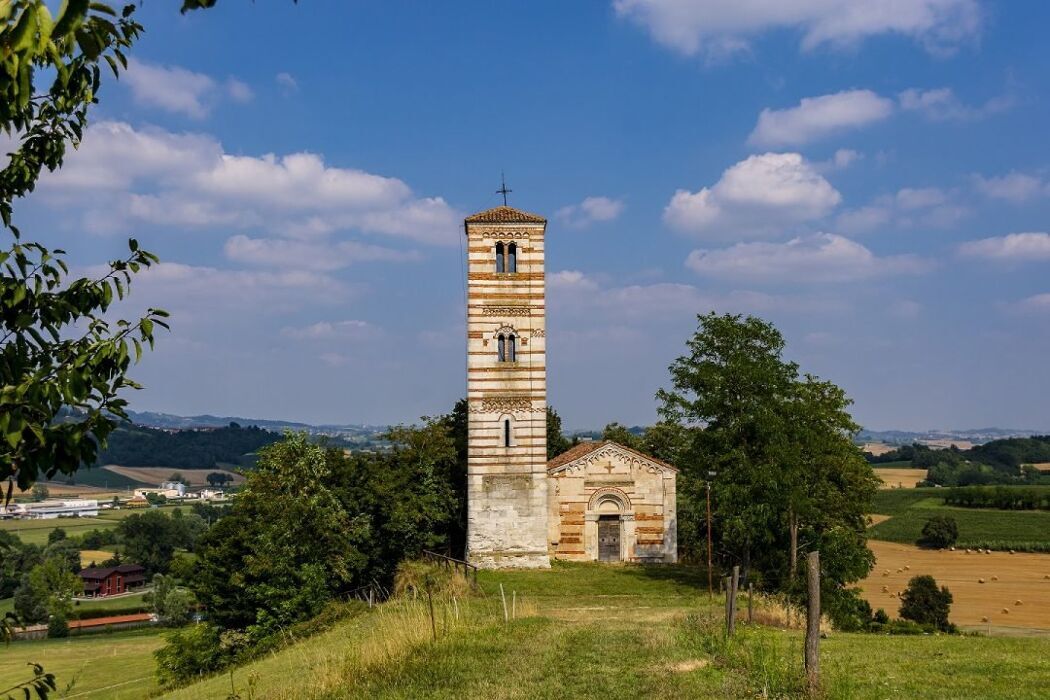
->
<box><xmin>992</xmin><ymin>575</ymin><xmax>999</xmax><ymax>581</ymax></box>
<box><xmin>986</xmin><ymin>549</ymin><xmax>993</xmax><ymax>555</ymax></box>
<box><xmin>1015</xmin><ymin>600</ymin><xmax>1023</xmax><ymax>606</ymax></box>
<box><xmin>1002</xmin><ymin>608</ymin><xmax>1009</xmax><ymax>614</ymax></box>
<box><xmin>981</xmin><ymin>616</ymin><xmax>989</xmax><ymax>623</ymax></box>
<box><xmin>950</xmin><ymin>546</ymin><xmax>956</xmax><ymax>551</ymax></box>
<box><xmin>1009</xmin><ymin>550</ymin><xmax>1015</xmax><ymax>554</ymax></box>
<box><xmin>965</xmin><ymin>549</ymin><xmax>971</xmax><ymax>554</ymax></box>
<box><xmin>896</xmin><ymin>568</ymin><xmax>903</xmax><ymax>573</ymax></box>
<box><xmin>904</xmin><ymin>565</ymin><xmax>910</xmax><ymax>570</ymax></box>
<box><xmin>978</xmin><ymin>578</ymin><xmax>985</xmax><ymax>584</ymax></box>
<box><xmin>881</xmin><ymin>585</ymin><xmax>888</xmax><ymax>593</ymax></box>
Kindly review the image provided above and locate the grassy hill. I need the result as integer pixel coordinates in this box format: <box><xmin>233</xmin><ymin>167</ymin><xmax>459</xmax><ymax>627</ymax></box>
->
<box><xmin>147</xmin><ymin>562</ymin><xmax>1050</xmax><ymax>700</ymax></box>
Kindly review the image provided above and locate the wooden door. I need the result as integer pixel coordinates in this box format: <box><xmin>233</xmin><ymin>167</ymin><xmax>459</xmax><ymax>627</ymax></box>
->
<box><xmin>598</xmin><ymin>517</ymin><xmax>621</xmax><ymax>562</ymax></box>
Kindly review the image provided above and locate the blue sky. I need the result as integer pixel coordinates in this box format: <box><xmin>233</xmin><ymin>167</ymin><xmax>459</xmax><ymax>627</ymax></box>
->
<box><xmin>13</xmin><ymin>1</ymin><xmax>1050</xmax><ymax>430</ymax></box>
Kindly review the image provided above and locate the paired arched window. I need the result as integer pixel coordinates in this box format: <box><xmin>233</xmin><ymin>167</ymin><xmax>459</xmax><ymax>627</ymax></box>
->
<box><xmin>494</xmin><ymin>242</ymin><xmax>517</xmax><ymax>273</ymax></box>
<box><xmin>497</xmin><ymin>333</ymin><xmax>516</xmax><ymax>362</ymax></box>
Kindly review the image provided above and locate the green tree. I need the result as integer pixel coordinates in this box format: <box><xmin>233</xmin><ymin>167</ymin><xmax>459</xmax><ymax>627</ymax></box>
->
<box><xmin>1</xmin><ymin>1</ymin><xmax>168</xmax><ymax>494</ymax></box>
<box><xmin>13</xmin><ymin>572</ymin><xmax>47</xmax><ymax>624</ymax></box>
<box><xmin>17</xmin><ymin>558</ymin><xmax>81</xmax><ymax>624</ymax></box>
<box><xmin>657</xmin><ymin>313</ymin><xmax>877</xmax><ymax>607</ymax></box>
<box><xmin>917</xmin><ymin>515</ymin><xmax>958</xmax><ymax>549</ymax></box>
<box><xmin>118</xmin><ymin>509</ymin><xmax>179</xmax><ymax>575</ymax></box>
<box><xmin>192</xmin><ymin>433</ymin><xmax>368</xmax><ymax>637</ymax></box>
<box><xmin>46</xmin><ymin>526</ymin><xmax>65</xmax><ymax>544</ymax></box>
<box><xmin>546</xmin><ymin>406</ymin><xmax>571</xmax><ymax>459</ymax></box>
<box><xmin>601</xmin><ymin>422</ymin><xmax>641</xmax><ymax>448</ymax></box>
<box><xmin>43</xmin><ymin>538</ymin><xmax>80</xmax><ymax>574</ymax></box>
<box><xmin>167</xmin><ymin>472</ymin><xmax>186</xmax><ymax>485</ymax></box>
<box><xmin>899</xmin><ymin>575</ymin><xmax>954</xmax><ymax>632</ymax></box>
<box><xmin>30</xmin><ymin>483</ymin><xmax>49</xmax><ymax>501</ymax></box>
<box><xmin>145</xmin><ymin>573</ymin><xmax>193</xmax><ymax>627</ymax></box>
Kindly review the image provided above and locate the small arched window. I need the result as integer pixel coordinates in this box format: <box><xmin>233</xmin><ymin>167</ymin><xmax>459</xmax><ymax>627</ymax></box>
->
<box><xmin>495</xmin><ymin>242</ymin><xmax>505</xmax><ymax>273</ymax></box>
<box><xmin>507</xmin><ymin>334</ymin><xmax>516</xmax><ymax>362</ymax></box>
<box><xmin>503</xmin><ymin>418</ymin><xmax>512</xmax><ymax>447</ymax></box>
<box><xmin>497</xmin><ymin>334</ymin><xmax>506</xmax><ymax>362</ymax></box>
<box><xmin>507</xmin><ymin>243</ymin><xmax>517</xmax><ymax>273</ymax></box>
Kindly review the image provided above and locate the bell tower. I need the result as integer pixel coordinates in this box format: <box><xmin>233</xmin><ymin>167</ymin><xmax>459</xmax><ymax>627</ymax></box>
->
<box><xmin>464</xmin><ymin>203</ymin><xmax>550</xmax><ymax>569</ymax></box>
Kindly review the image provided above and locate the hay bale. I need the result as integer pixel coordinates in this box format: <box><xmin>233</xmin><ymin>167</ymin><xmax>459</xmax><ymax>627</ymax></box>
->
<box><xmin>992</xmin><ymin>575</ymin><xmax>999</xmax><ymax>581</ymax></box>
<box><xmin>978</xmin><ymin>578</ymin><xmax>986</xmax><ymax>584</ymax></box>
<box><xmin>1015</xmin><ymin>600</ymin><xmax>1023</xmax><ymax>606</ymax></box>
<box><xmin>1009</xmin><ymin>550</ymin><xmax>1015</xmax><ymax>554</ymax></box>
<box><xmin>986</xmin><ymin>549</ymin><xmax>993</xmax><ymax>555</ymax></box>
<box><xmin>881</xmin><ymin>585</ymin><xmax>888</xmax><ymax>593</ymax></box>
<box><xmin>1001</xmin><ymin>608</ymin><xmax>1009</xmax><ymax>614</ymax></box>
<box><xmin>904</xmin><ymin>565</ymin><xmax>910</xmax><ymax>570</ymax></box>
<box><xmin>950</xmin><ymin>546</ymin><xmax>956</xmax><ymax>551</ymax></box>
<box><xmin>981</xmin><ymin>616</ymin><xmax>989</xmax><ymax>623</ymax></box>
<box><xmin>965</xmin><ymin>549</ymin><xmax>971</xmax><ymax>554</ymax></box>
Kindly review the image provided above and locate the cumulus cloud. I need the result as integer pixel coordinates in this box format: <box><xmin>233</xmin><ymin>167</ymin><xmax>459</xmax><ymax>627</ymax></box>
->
<box><xmin>554</xmin><ymin>196</ymin><xmax>625</xmax><ymax>228</ymax></box>
<box><xmin>276</xmin><ymin>72</ymin><xmax>299</xmax><ymax>93</ymax></box>
<box><xmin>898</xmin><ymin>87</ymin><xmax>1012</xmax><ymax>121</ymax></box>
<box><xmin>748</xmin><ymin>90</ymin><xmax>894</xmax><ymax>147</ymax></box>
<box><xmin>548</xmin><ymin>270</ymin><xmax>600</xmax><ymax>292</ymax></box>
<box><xmin>972</xmin><ymin>172</ymin><xmax>1049</xmax><ymax>202</ymax></box>
<box><xmin>614</xmin><ymin>0</ymin><xmax>981</xmax><ymax>59</ymax></box>
<box><xmin>685</xmin><ymin>233</ymin><xmax>928</xmax><ymax>283</ymax></box>
<box><xmin>1014</xmin><ymin>293</ymin><xmax>1050</xmax><ymax>314</ymax></box>
<box><xmin>664</xmin><ymin>153</ymin><xmax>841</xmax><ymax>239</ymax></box>
<box><xmin>224</xmin><ymin>235</ymin><xmax>420</xmax><ymax>271</ymax></box>
<box><xmin>39</xmin><ymin>121</ymin><xmax>459</xmax><ymax>245</ymax></box>
<box><xmin>123</xmin><ymin>60</ymin><xmax>252</xmax><ymax>118</ymax></box>
<box><xmin>836</xmin><ymin>186</ymin><xmax>967</xmax><ymax>234</ymax></box>
<box><xmin>958</xmin><ymin>233</ymin><xmax>1050</xmax><ymax>261</ymax></box>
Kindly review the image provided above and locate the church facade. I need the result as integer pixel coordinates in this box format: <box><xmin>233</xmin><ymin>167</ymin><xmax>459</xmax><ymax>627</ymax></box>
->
<box><xmin>464</xmin><ymin>204</ymin><xmax>677</xmax><ymax>569</ymax></box>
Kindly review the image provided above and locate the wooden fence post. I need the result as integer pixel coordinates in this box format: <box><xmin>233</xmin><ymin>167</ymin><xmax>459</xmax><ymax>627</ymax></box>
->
<box><xmin>729</xmin><ymin>565</ymin><xmax>740</xmax><ymax>636</ymax></box>
<box><xmin>805</xmin><ymin>551</ymin><xmax>821</xmax><ymax>693</ymax></box>
<box><xmin>748</xmin><ymin>582</ymin><xmax>753</xmax><ymax>624</ymax></box>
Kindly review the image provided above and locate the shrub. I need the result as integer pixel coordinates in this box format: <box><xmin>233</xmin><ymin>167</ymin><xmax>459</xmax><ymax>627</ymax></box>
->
<box><xmin>899</xmin><ymin>575</ymin><xmax>954</xmax><ymax>632</ymax></box>
<box><xmin>154</xmin><ymin>623</ymin><xmax>230</xmax><ymax>687</ymax></box>
<box><xmin>825</xmin><ymin>587</ymin><xmax>872</xmax><ymax>632</ymax></box>
<box><xmin>872</xmin><ymin>608</ymin><xmax>890</xmax><ymax>625</ymax></box>
<box><xmin>47</xmin><ymin>614</ymin><xmax>69</xmax><ymax>638</ymax></box>
<box><xmin>917</xmin><ymin>515</ymin><xmax>958</xmax><ymax>549</ymax></box>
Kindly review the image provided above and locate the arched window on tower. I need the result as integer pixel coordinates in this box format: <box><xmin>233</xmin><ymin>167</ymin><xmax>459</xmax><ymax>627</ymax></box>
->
<box><xmin>497</xmin><ymin>334</ymin><xmax>506</xmax><ymax>362</ymax></box>
<box><xmin>503</xmin><ymin>418</ymin><xmax>512</xmax><ymax>447</ymax></box>
<box><xmin>507</xmin><ymin>334</ymin><xmax>516</xmax><ymax>362</ymax></box>
<box><xmin>507</xmin><ymin>243</ymin><xmax>517</xmax><ymax>273</ymax></box>
<box><xmin>495</xmin><ymin>242</ymin><xmax>505</xmax><ymax>273</ymax></box>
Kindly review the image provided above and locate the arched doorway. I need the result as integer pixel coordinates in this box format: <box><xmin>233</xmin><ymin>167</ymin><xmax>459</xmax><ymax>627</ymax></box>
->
<box><xmin>589</xmin><ymin>490</ymin><xmax>630</xmax><ymax>563</ymax></box>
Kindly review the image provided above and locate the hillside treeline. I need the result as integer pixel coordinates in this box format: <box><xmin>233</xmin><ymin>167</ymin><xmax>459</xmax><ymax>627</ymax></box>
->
<box><xmin>93</xmin><ymin>423</ymin><xmax>282</xmax><ymax>469</ymax></box>
<box><xmin>943</xmin><ymin>485</ymin><xmax>1050</xmax><ymax>511</ymax></box>
<box><xmin>865</xmin><ymin>437</ymin><xmax>1050</xmax><ymax>486</ymax></box>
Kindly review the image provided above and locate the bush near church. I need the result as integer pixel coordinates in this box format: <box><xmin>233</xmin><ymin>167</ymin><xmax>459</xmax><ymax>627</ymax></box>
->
<box><xmin>917</xmin><ymin>515</ymin><xmax>958</xmax><ymax>549</ymax></box>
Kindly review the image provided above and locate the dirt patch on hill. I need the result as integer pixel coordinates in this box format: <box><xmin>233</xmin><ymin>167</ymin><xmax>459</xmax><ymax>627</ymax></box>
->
<box><xmin>102</xmin><ymin>465</ymin><xmax>245</xmax><ymax>486</ymax></box>
<box><xmin>859</xmin><ymin>540</ymin><xmax>1050</xmax><ymax>632</ymax></box>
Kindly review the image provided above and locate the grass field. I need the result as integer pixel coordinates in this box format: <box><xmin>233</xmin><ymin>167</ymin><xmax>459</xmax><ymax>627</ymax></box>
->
<box><xmin>0</xmin><ymin>505</ymin><xmax>187</xmax><ymax>546</ymax></box>
<box><xmin>151</xmin><ymin>562</ymin><xmax>1050</xmax><ymax>699</ymax></box>
<box><xmin>0</xmin><ymin>591</ymin><xmax>150</xmax><ymax>618</ymax></box>
<box><xmin>859</xmin><ymin>541</ymin><xmax>1050</xmax><ymax>632</ymax></box>
<box><xmin>0</xmin><ymin>628</ymin><xmax>164</xmax><ymax>699</ymax></box>
<box><xmin>868</xmin><ymin>489</ymin><xmax>1050</xmax><ymax>549</ymax></box>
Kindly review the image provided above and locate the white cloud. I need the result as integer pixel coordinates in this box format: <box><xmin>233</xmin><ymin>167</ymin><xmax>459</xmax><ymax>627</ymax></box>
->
<box><xmin>898</xmin><ymin>87</ymin><xmax>1012</xmax><ymax>121</ymax></box>
<box><xmin>958</xmin><ymin>233</ymin><xmax>1050</xmax><ymax>261</ymax></box>
<box><xmin>685</xmin><ymin>233</ymin><xmax>928</xmax><ymax>283</ymax></box>
<box><xmin>39</xmin><ymin>121</ymin><xmax>460</xmax><ymax>245</ymax></box>
<box><xmin>1014</xmin><ymin>293</ymin><xmax>1050</xmax><ymax>314</ymax></box>
<box><xmin>664</xmin><ymin>153</ymin><xmax>841</xmax><ymax>239</ymax></box>
<box><xmin>836</xmin><ymin>186</ymin><xmax>966</xmax><ymax>234</ymax></box>
<box><xmin>224</xmin><ymin>235</ymin><xmax>420</xmax><ymax>271</ymax></box>
<box><xmin>548</xmin><ymin>270</ymin><xmax>600</xmax><ymax>292</ymax></box>
<box><xmin>554</xmin><ymin>196</ymin><xmax>625</xmax><ymax>228</ymax></box>
<box><xmin>281</xmin><ymin>320</ymin><xmax>378</xmax><ymax>341</ymax></box>
<box><xmin>276</xmin><ymin>72</ymin><xmax>298</xmax><ymax>93</ymax></box>
<box><xmin>614</xmin><ymin>0</ymin><xmax>981</xmax><ymax>58</ymax></box>
<box><xmin>123</xmin><ymin>60</ymin><xmax>253</xmax><ymax>118</ymax></box>
<box><xmin>972</xmin><ymin>172</ymin><xmax>1049</xmax><ymax>202</ymax></box>
<box><xmin>748</xmin><ymin>90</ymin><xmax>894</xmax><ymax>147</ymax></box>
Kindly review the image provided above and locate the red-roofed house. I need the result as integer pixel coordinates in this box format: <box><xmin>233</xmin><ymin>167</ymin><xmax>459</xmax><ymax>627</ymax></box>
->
<box><xmin>78</xmin><ymin>564</ymin><xmax>147</xmax><ymax>597</ymax></box>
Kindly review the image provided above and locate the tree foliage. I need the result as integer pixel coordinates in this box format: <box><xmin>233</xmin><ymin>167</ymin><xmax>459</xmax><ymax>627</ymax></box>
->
<box><xmin>2</xmin><ymin>1</ymin><xmax>168</xmax><ymax>494</ymax></box>
<box><xmin>657</xmin><ymin>312</ymin><xmax>878</xmax><ymax>612</ymax></box>
<box><xmin>917</xmin><ymin>515</ymin><xmax>958</xmax><ymax>549</ymax></box>
<box><xmin>899</xmin><ymin>574</ymin><xmax>954</xmax><ymax>632</ymax></box>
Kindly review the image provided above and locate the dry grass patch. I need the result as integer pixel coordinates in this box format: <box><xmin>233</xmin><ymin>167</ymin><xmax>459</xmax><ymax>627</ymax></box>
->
<box><xmin>102</xmin><ymin>465</ymin><xmax>245</xmax><ymax>486</ymax></box>
<box><xmin>859</xmin><ymin>540</ymin><xmax>1050</xmax><ymax>632</ymax></box>
<box><xmin>875</xmin><ymin>468</ymin><xmax>928</xmax><ymax>489</ymax></box>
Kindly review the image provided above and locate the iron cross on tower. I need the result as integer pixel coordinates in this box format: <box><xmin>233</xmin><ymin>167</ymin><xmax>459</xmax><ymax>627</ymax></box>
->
<box><xmin>496</xmin><ymin>172</ymin><xmax>512</xmax><ymax>206</ymax></box>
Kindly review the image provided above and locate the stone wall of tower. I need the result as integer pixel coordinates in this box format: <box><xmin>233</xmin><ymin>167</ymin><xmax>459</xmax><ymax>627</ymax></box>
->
<box><xmin>465</xmin><ymin>215</ymin><xmax>550</xmax><ymax>569</ymax></box>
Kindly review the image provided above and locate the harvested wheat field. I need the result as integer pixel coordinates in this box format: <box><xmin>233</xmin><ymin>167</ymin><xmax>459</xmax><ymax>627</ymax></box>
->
<box><xmin>874</xmin><ymin>467</ymin><xmax>928</xmax><ymax>489</ymax></box>
<box><xmin>102</xmin><ymin>465</ymin><xmax>245</xmax><ymax>486</ymax></box>
<box><xmin>1032</xmin><ymin>462</ymin><xmax>1050</xmax><ymax>473</ymax></box>
<box><xmin>863</xmin><ymin>442</ymin><xmax>898</xmax><ymax>456</ymax></box>
<box><xmin>859</xmin><ymin>540</ymin><xmax>1050</xmax><ymax>633</ymax></box>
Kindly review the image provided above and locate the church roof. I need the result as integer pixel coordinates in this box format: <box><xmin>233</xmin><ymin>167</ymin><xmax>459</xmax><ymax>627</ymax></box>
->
<box><xmin>464</xmin><ymin>205</ymin><xmax>547</xmax><ymax>224</ymax></box>
<box><xmin>547</xmin><ymin>440</ymin><xmax>677</xmax><ymax>473</ymax></box>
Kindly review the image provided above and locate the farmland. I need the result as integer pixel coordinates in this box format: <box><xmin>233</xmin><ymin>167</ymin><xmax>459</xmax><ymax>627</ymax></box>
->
<box><xmin>874</xmin><ymin>467</ymin><xmax>927</xmax><ymax>489</ymax></box>
<box><xmin>103</xmin><ymin>465</ymin><xmax>245</xmax><ymax>486</ymax></box>
<box><xmin>867</xmin><ymin>488</ymin><xmax>1050</xmax><ymax>549</ymax></box>
<box><xmin>858</xmin><ymin>540</ymin><xmax>1050</xmax><ymax>632</ymax></box>
<box><xmin>0</xmin><ymin>505</ymin><xmax>188</xmax><ymax>545</ymax></box>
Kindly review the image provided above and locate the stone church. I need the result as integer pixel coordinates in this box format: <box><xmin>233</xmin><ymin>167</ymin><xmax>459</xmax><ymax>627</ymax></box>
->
<box><xmin>464</xmin><ymin>204</ymin><xmax>677</xmax><ymax>569</ymax></box>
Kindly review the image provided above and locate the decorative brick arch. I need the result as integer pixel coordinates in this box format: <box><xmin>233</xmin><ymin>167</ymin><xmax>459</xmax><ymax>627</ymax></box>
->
<box><xmin>587</xmin><ymin>487</ymin><xmax>632</xmax><ymax>514</ymax></box>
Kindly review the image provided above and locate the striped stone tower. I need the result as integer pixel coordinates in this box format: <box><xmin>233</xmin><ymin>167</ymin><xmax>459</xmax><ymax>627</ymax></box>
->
<box><xmin>464</xmin><ymin>204</ymin><xmax>550</xmax><ymax>569</ymax></box>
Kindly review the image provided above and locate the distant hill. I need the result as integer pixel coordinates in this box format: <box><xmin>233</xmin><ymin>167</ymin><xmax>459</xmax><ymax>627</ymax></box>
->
<box><xmin>857</xmin><ymin>427</ymin><xmax>1044</xmax><ymax>446</ymax></box>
